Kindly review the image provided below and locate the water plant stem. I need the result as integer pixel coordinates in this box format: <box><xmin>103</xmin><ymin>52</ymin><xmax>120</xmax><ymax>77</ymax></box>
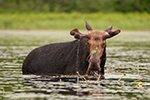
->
<box><xmin>132</xmin><ymin>78</ymin><xmax>144</xmax><ymax>84</ymax></box>
<box><xmin>76</xmin><ymin>71</ymin><xmax>84</xmax><ymax>81</ymax></box>
<box><xmin>118</xmin><ymin>73</ymin><xmax>126</xmax><ymax>82</ymax></box>
<box><xmin>82</xmin><ymin>76</ymin><xmax>87</xmax><ymax>82</ymax></box>
<box><xmin>116</xmin><ymin>66</ymin><xmax>121</xmax><ymax>73</ymax></box>
<box><xmin>117</xmin><ymin>76</ymin><xmax>124</xmax><ymax>82</ymax></box>
<box><xmin>107</xmin><ymin>68</ymin><xmax>113</xmax><ymax>73</ymax></box>
<box><xmin>97</xmin><ymin>75</ymin><xmax>101</xmax><ymax>86</ymax></box>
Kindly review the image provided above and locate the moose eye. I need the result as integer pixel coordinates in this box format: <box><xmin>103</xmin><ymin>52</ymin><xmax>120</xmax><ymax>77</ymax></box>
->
<box><xmin>103</xmin><ymin>42</ymin><xmax>106</xmax><ymax>47</ymax></box>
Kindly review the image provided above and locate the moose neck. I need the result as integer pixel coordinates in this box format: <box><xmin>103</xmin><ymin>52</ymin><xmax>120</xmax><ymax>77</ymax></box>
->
<box><xmin>75</xmin><ymin>38</ymin><xmax>90</xmax><ymax>74</ymax></box>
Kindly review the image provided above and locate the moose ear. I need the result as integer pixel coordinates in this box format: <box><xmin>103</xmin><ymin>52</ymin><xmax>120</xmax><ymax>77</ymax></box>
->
<box><xmin>70</xmin><ymin>28</ymin><xmax>91</xmax><ymax>39</ymax></box>
<box><xmin>103</xmin><ymin>29</ymin><xmax>121</xmax><ymax>40</ymax></box>
<box><xmin>86</xmin><ymin>20</ymin><xmax>93</xmax><ymax>31</ymax></box>
<box><xmin>105</xmin><ymin>25</ymin><xmax>113</xmax><ymax>32</ymax></box>
<box><xmin>70</xmin><ymin>28</ymin><xmax>80</xmax><ymax>35</ymax></box>
<box><xmin>108</xmin><ymin>29</ymin><xmax>121</xmax><ymax>37</ymax></box>
<box><xmin>70</xmin><ymin>28</ymin><xmax>81</xmax><ymax>39</ymax></box>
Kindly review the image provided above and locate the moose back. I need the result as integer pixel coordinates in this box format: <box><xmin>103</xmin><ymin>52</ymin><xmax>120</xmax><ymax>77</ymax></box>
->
<box><xmin>22</xmin><ymin>21</ymin><xmax>121</xmax><ymax>77</ymax></box>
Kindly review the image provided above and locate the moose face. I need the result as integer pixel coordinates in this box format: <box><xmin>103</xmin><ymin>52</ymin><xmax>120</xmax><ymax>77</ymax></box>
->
<box><xmin>70</xmin><ymin>21</ymin><xmax>121</xmax><ymax>74</ymax></box>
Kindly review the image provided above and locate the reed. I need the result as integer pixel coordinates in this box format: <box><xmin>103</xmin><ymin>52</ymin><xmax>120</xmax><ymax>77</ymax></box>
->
<box><xmin>0</xmin><ymin>12</ymin><xmax>149</xmax><ymax>30</ymax></box>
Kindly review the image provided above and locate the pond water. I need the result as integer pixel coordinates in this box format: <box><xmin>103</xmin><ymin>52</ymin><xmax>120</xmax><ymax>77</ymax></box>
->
<box><xmin>0</xmin><ymin>30</ymin><xmax>150</xmax><ymax>100</ymax></box>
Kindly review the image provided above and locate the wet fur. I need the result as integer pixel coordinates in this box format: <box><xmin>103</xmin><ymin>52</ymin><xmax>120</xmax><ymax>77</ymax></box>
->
<box><xmin>22</xmin><ymin>37</ymin><xmax>106</xmax><ymax>75</ymax></box>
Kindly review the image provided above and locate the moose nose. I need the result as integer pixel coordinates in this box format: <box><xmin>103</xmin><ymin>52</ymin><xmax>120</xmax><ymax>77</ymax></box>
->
<box><xmin>88</xmin><ymin>62</ymin><xmax>100</xmax><ymax>71</ymax></box>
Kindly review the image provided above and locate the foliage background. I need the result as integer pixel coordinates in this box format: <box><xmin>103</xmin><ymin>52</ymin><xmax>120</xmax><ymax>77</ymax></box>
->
<box><xmin>0</xmin><ymin>0</ymin><xmax>150</xmax><ymax>30</ymax></box>
<box><xmin>0</xmin><ymin>0</ymin><xmax>150</xmax><ymax>13</ymax></box>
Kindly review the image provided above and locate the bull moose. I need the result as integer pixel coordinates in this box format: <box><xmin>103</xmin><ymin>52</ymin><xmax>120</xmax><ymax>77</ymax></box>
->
<box><xmin>22</xmin><ymin>21</ymin><xmax>121</xmax><ymax>78</ymax></box>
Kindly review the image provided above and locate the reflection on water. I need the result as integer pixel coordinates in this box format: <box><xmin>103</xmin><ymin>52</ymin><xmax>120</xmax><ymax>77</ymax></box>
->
<box><xmin>0</xmin><ymin>31</ymin><xmax>150</xmax><ymax>100</ymax></box>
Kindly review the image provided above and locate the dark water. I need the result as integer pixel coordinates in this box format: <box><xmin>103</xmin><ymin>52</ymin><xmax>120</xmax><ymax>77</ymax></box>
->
<box><xmin>0</xmin><ymin>31</ymin><xmax>150</xmax><ymax>100</ymax></box>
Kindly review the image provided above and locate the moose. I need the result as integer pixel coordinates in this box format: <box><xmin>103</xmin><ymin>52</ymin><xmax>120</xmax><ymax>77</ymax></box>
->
<box><xmin>22</xmin><ymin>21</ymin><xmax>121</xmax><ymax>78</ymax></box>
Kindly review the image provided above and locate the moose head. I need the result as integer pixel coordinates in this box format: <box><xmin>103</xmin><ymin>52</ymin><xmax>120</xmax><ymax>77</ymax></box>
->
<box><xmin>70</xmin><ymin>21</ymin><xmax>121</xmax><ymax>75</ymax></box>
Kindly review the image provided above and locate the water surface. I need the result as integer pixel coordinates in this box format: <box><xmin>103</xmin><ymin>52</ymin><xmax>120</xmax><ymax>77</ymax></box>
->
<box><xmin>0</xmin><ymin>31</ymin><xmax>150</xmax><ymax>100</ymax></box>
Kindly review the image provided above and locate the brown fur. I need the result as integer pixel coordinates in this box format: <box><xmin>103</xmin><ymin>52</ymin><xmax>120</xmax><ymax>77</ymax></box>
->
<box><xmin>71</xmin><ymin>21</ymin><xmax>121</xmax><ymax>76</ymax></box>
<box><xmin>22</xmin><ymin>20</ymin><xmax>121</xmax><ymax>77</ymax></box>
<box><xmin>88</xmin><ymin>32</ymin><xmax>104</xmax><ymax>58</ymax></box>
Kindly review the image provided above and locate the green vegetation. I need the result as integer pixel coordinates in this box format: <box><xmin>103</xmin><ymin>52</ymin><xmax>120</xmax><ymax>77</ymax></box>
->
<box><xmin>0</xmin><ymin>12</ymin><xmax>150</xmax><ymax>30</ymax></box>
<box><xmin>0</xmin><ymin>0</ymin><xmax>149</xmax><ymax>30</ymax></box>
<box><xmin>0</xmin><ymin>0</ymin><xmax>150</xmax><ymax>13</ymax></box>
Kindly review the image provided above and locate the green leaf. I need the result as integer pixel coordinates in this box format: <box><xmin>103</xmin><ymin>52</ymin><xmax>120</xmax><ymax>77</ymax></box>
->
<box><xmin>91</xmin><ymin>50</ymin><xmax>96</xmax><ymax>54</ymax></box>
<box><xmin>96</xmin><ymin>47</ymin><xmax>99</xmax><ymax>50</ymax></box>
<box><xmin>96</xmin><ymin>47</ymin><xmax>100</xmax><ymax>52</ymax></box>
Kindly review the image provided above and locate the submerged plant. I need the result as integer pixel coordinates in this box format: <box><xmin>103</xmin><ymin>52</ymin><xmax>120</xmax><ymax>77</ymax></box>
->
<box><xmin>117</xmin><ymin>73</ymin><xmax>126</xmax><ymax>83</ymax></box>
